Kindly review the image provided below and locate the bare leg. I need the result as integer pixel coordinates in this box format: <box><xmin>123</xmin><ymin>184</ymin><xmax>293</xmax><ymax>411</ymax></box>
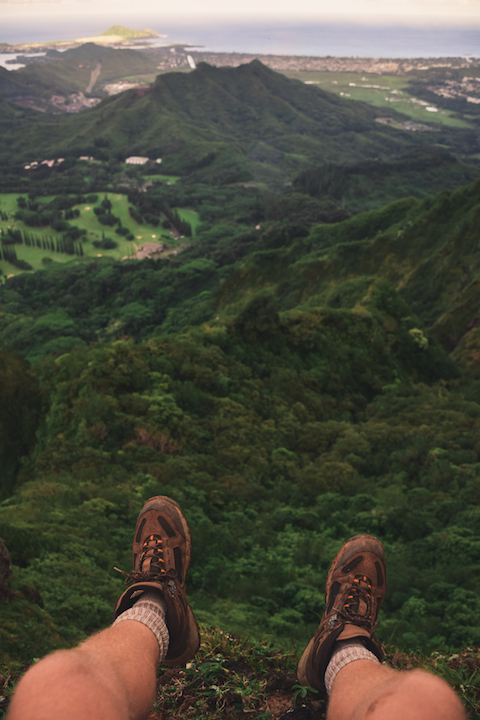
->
<box><xmin>327</xmin><ymin>659</ymin><xmax>466</xmax><ymax>720</ymax></box>
<box><xmin>8</xmin><ymin>496</ymin><xmax>199</xmax><ymax>720</ymax></box>
<box><xmin>297</xmin><ymin>535</ymin><xmax>466</xmax><ymax>720</ymax></box>
<box><xmin>7</xmin><ymin>620</ymin><xmax>159</xmax><ymax>720</ymax></box>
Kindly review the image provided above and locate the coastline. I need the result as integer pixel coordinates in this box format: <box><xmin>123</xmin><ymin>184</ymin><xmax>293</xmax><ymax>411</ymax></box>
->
<box><xmin>0</xmin><ymin>27</ymin><xmax>163</xmax><ymax>54</ymax></box>
<box><xmin>0</xmin><ymin>41</ymin><xmax>475</xmax><ymax>76</ymax></box>
<box><xmin>2</xmin><ymin>19</ymin><xmax>480</xmax><ymax>60</ymax></box>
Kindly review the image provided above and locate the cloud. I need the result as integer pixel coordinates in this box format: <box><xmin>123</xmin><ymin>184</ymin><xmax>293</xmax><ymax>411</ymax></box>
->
<box><xmin>1</xmin><ymin>0</ymin><xmax>479</xmax><ymax>19</ymax></box>
<box><xmin>0</xmin><ymin>0</ymin><xmax>62</xmax><ymax>3</ymax></box>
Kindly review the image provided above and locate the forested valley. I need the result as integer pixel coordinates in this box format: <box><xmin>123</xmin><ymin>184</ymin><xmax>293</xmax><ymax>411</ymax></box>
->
<box><xmin>1</xmin><ymin>56</ymin><xmax>480</xmax><ymax>716</ymax></box>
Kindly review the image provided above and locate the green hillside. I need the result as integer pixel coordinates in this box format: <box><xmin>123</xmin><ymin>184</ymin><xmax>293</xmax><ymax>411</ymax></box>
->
<box><xmin>0</xmin><ymin>61</ymin><xmax>460</xmax><ymax>184</ymax></box>
<box><xmin>1</xmin><ymin>58</ymin><xmax>480</xmax><ymax>717</ymax></box>
<box><xmin>0</xmin><ymin>61</ymin><xmax>477</xmax><ymax>195</ymax></box>
<box><xmin>2</xmin><ymin>178</ymin><xmax>480</xmax><ymax>366</ymax></box>
<box><xmin>293</xmin><ymin>146</ymin><xmax>479</xmax><ymax>213</ymax></box>
<box><xmin>0</xmin><ymin>58</ymin><xmax>92</xmax><ymax>98</ymax></box>
<box><xmin>215</xmin><ymin>178</ymin><xmax>480</xmax><ymax>340</ymax></box>
<box><xmin>0</xmin><ymin>96</ymin><xmax>39</xmax><ymax>124</ymax></box>
<box><xmin>0</xmin><ymin>43</ymin><xmax>159</xmax><ymax>110</ymax></box>
<box><xmin>1</xmin><ymin>183</ymin><xmax>480</xmax><ymax>663</ymax></box>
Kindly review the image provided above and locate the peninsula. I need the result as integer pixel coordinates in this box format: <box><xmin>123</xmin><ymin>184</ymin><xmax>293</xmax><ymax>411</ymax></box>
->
<box><xmin>0</xmin><ymin>25</ymin><xmax>161</xmax><ymax>53</ymax></box>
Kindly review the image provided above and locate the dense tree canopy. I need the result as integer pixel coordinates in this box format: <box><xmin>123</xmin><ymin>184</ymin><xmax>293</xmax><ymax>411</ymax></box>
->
<box><xmin>1</xmin><ymin>63</ymin><xmax>480</xmax><ymax>670</ymax></box>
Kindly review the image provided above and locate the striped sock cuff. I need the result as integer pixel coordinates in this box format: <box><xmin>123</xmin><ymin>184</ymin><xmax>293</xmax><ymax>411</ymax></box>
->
<box><xmin>113</xmin><ymin>591</ymin><xmax>169</xmax><ymax>663</ymax></box>
<box><xmin>325</xmin><ymin>639</ymin><xmax>379</xmax><ymax>695</ymax></box>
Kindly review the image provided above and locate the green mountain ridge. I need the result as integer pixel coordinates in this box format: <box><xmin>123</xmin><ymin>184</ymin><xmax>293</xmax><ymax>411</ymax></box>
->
<box><xmin>0</xmin><ymin>60</ymin><xmax>465</xmax><ymax>185</ymax></box>
<box><xmin>218</xmin><ymin>179</ymin><xmax>480</xmax><ymax>335</ymax></box>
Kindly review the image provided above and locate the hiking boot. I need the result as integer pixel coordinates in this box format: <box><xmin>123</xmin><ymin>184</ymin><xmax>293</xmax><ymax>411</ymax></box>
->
<box><xmin>297</xmin><ymin>534</ymin><xmax>386</xmax><ymax>695</ymax></box>
<box><xmin>113</xmin><ymin>496</ymin><xmax>200</xmax><ymax>666</ymax></box>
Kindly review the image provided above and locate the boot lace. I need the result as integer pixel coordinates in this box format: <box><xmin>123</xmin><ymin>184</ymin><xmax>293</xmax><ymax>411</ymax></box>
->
<box><xmin>115</xmin><ymin>534</ymin><xmax>175</xmax><ymax>585</ymax></box>
<box><xmin>342</xmin><ymin>574</ymin><xmax>377</xmax><ymax>630</ymax></box>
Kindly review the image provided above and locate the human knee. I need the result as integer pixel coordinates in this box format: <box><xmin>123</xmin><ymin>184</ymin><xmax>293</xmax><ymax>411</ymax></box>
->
<box><xmin>8</xmin><ymin>648</ymin><xmax>116</xmax><ymax>719</ymax></box>
<box><xmin>402</xmin><ymin>670</ymin><xmax>466</xmax><ymax>718</ymax></box>
<box><xmin>15</xmin><ymin>650</ymin><xmax>87</xmax><ymax>692</ymax></box>
<box><xmin>7</xmin><ymin>651</ymin><xmax>82</xmax><ymax>717</ymax></box>
<box><xmin>359</xmin><ymin>668</ymin><xmax>466</xmax><ymax>720</ymax></box>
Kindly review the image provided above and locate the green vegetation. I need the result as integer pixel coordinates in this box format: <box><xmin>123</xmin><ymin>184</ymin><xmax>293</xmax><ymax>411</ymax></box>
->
<box><xmin>0</xmin><ymin>191</ymin><xmax>195</xmax><ymax>274</ymax></box>
<box><xmin>145</xmin><ymin>174</ymin><xmax>180</xmax><ymax>184</ymax></box>
<box><xmin>99</xmin><ymin>25</ymin><xmax>158</xmax><ymax>40</ymax></box>
<box><xmin>175</xmin><ymin>208</ymin><xmax>201</xmax><ymax>234</ymax></box>
<box><xmin>1</xmin><ymin>58</ymin><xmax>480</xmax><ymax>717</ymax></box>
<box><xmin>3</xmin><ymin>61</ymin><xmax>477</xmax><ymax>189</ymax></box>
<box><xmin>158</xmin><ymin>639</ymin><xmax>480</xmax><ymax>719</ymax></box>
<box><xmin>282</xmin><ymin>70</ymin><xmax>475</xmax><ymax>129</ymax></box>
<box><xmin>1</xmin><ymin>628</ymin><xmax>479</xmax><ymax>718</ymax></box>
<box><xmin>1</xmin><ymin>181</ymin><xmax>480</xmax><ymax>662</ymax></box>
<box><xmin>293</xmin><ymin>146</ymin><xmax>479</xmax><ymax>214</ymax></box>
<box><xmin>0</xmin><ymin>43</ymin><xmax>160</xmax><ymax>111</ymax></box>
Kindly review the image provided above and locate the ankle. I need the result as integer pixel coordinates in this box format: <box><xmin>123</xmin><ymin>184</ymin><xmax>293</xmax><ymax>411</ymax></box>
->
<box><xmin>327</xmin><ymin>660</ymin><xmax>396</xmax><ymax>720</ymax></box>
<box><xmin>113</xmin><ymin>591</ymin><xmax>169</xmax><ymax>663</ymax></box>
<box><xmin>325</xmin><ymin>639</ymin><xmax>380</xmax><ymax>695</ymax></box>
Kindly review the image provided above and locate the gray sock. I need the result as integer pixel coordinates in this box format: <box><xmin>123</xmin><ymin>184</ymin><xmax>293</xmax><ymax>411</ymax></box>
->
<box><xmin>113</xmin><ymin>591</ymin><xmax>169</xmax><ymax>663</ymax></box>
<box><xmin>324</xmin><ymin>639</ymin><xmax>379</xmax><ymax>695</ymax></box>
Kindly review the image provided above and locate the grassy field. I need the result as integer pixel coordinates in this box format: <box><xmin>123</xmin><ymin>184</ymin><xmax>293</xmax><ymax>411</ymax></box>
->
<box><xmin>282</xmin><ymin>70</ymin><xmax>473</xmax><ymax>128</ymax></box>
<box><xmin>145</xmin><ymin>174</ymin><xmax>180</xmax><ymax>185</ymax></box>
<box><xmin>119</xmin><ymin>73</ymin><xmax>159</xmax><ymax>85</ymax></box>
<box><xmin>0</xmin><ymin>192</ymin><xmax>199</xmax><ymax>277</ymax></box>
<box><xmin>176</xmin><ymin>208</ymin><xmax>201</xmax><ymax>234</ymax></box>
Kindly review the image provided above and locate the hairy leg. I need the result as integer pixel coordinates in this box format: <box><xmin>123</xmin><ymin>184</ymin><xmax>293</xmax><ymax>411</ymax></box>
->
<box><xmin>7</xmin><ymin>620</ymin><xmax>159</xmax><ymax>720</ymax></box>
<box><xmin>327</xmin><ymin>659</ymin><xmax>466</xmax><ymax>720</ymax></box>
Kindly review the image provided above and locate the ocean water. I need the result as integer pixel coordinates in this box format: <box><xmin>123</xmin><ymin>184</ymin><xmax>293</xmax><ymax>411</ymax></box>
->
<box><xmin>1</xmin><ymin>16</ymin><xmax>479</xmax><ymax>59</ymax></box>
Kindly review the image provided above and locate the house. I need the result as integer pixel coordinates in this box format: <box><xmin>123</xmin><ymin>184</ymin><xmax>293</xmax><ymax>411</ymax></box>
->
<box><xmin>125</xmin><ymin>156</ymin><xmax>150</xmax><ymax>165</ymax></box>
<box><xmin>122</xmin><ymin>242</ymin><xmax>164</xmax><ymax>261</ymax></box>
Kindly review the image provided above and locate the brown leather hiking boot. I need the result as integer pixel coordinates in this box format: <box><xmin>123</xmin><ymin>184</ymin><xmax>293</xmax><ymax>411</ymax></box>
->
<box><xmin>297</xmin><ymin>534</ymin><xmax>386</xmax><ymax>695</ymax></box>
<box><xmin>113</xmin><ymin>496</ymin><xmax>200</xmax><ymax>666</ymax></box>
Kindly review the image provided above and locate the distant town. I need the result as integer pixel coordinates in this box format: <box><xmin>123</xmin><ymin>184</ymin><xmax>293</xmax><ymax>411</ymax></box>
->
<box><xmin>148</xmin><ymin>47</ymin><xmax>477</xmax><ymax>76</ymax></box>
<box><xmin>3</xmin><ymin>33</ymin><xmax>477</xmax><ymax>77</ymax></box>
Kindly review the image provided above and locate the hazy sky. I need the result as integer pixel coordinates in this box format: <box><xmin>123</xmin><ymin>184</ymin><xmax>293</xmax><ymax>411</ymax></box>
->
<box><xmin>1</xmin><ymin>0</ymin><xmax>480</xmax><ymax>25</ymax></box>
